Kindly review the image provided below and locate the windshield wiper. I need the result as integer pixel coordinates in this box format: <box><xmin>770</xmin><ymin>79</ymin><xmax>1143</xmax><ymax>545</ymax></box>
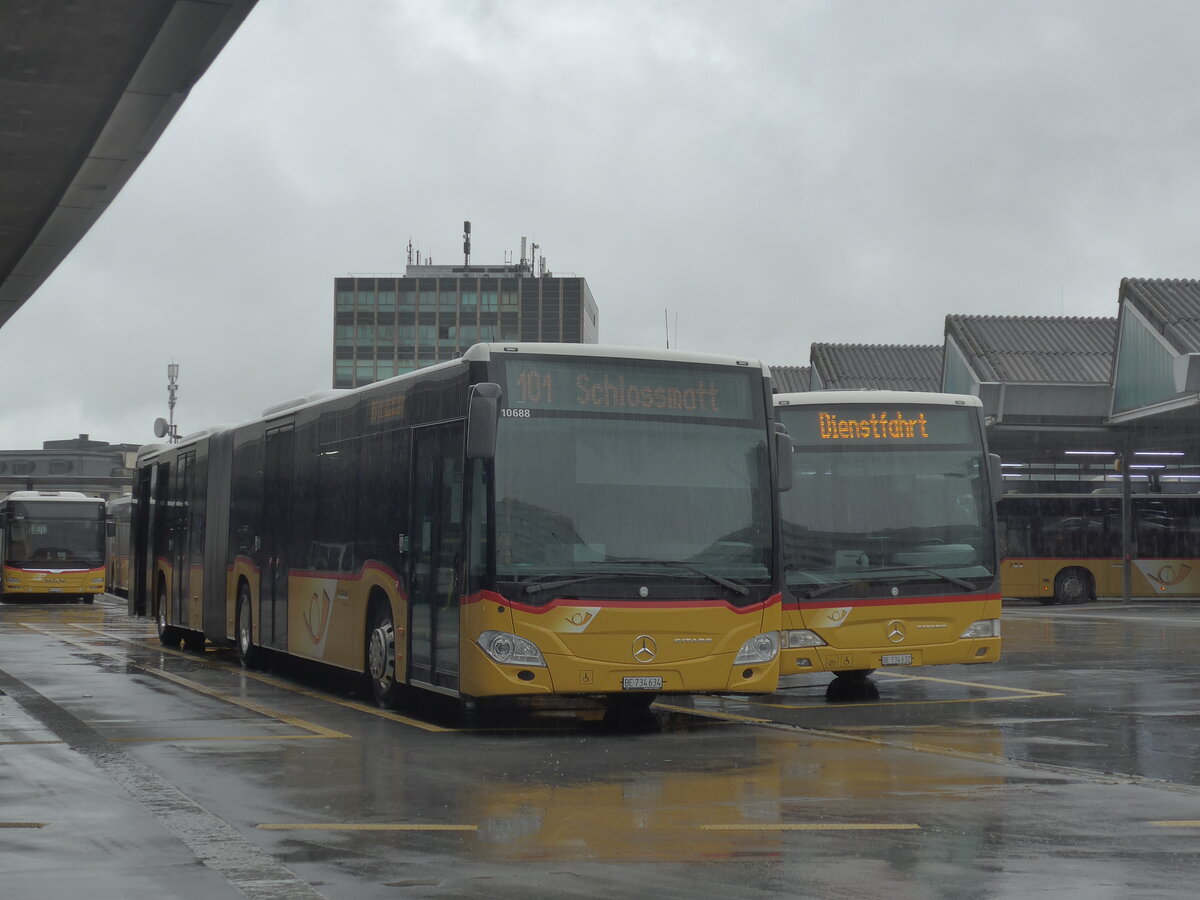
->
<box><xmin>797</xmin><ymin>579</ymin><xmax>859</xmax><ymax>600</ymax></box>
<box><xmin>790</xmin><ymin>565</ymin><xmax>978</xmax><ymax>599</ymax></box>
<box><xmin>604</xmin><ymin>558</ymin><xmax>750</xmax><ymax>596</ymax></box>
<box><xmin>887</xmin><ymin>566</ymin><xmax>977</xmax><ymax>590</ymax></box>
<box><xmin>520</xmin><ymin>574</ymin><xmax>617</xmax><ymax>596</ymax></box>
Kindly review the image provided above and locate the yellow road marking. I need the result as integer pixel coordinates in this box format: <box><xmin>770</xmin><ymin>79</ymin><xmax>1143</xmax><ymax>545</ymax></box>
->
<box><xmin>69</xmin><ymin>628</ymin><xmax>458</xmax><ymax>734</ymax></box>
<box><xmin>876</xmin><ymin>671</ymin><xmax>1060</xmax><ymax>694</ymax></box>
<box><xmin>259</xmin><ymin>830</ymin><xmax>477</xmax><ymax>835</ymax></box>
<box><xmin>0</xmin><ymin>822</ymin><xmax>48</xmax><ymax>829</ymax></box>
<box><xmin>70</xmin><ymin>623</ymin><xmax>458</xmax><ymax>734</ymax></box>
<box><xmin>652</xmin><ymin>702</ymin><xmax>772</xmax><ymax>725</ymax></box>
<box><xmin>700</xmin><ymin>830</ymin><xmax>921</xmax><ymax>835</ymax></box>
<box><xmin>761</xmin><ymin>672</ymin><xmax>1060</xmax><ymax>711</ymax></box>
<box><xmin>1151</xmin><ymin>820</ymin><xmax>1200</xmax><ymax>827</ymax></box>
<box><xmin>0</xmin><ymin>740</ymin><xmax>64</xmax><ymax>746</ymax></box>
<box><xmin>22</xmin><ymin>623</ymin><xmax>348</xmax><ymax>740</ymax></box>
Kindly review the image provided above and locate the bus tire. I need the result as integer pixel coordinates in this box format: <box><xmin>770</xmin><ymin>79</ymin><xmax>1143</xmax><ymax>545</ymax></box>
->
<box><xmin>156</xmin><ymin>583</ymin><xmax>182</xmax><ymax>648</ymax></box>
<box><xmin>236</xmin><ymin>583</ymin><xmax>262</xmax><ymax>669</ymax></box>
<box><xmin>1054</xmin><ymin>568</ymin><xmax>1093</xmax><ymax>605</ymax></box>
<box><xmin>366</xmin><ymin>599</ymin><xmax>403</xmax><ymax>709</ymax></box>
<box><xmin>833</xmin><ymin>669</ymin><xmax>875</xmax><ymax>682</ymax></box>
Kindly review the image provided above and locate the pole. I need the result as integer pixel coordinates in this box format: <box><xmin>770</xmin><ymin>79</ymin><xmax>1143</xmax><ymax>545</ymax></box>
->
<box><xmin>1121</xmin><ymin>437</ymin><xmax>1132</xmax><ymax>605</ymax></box>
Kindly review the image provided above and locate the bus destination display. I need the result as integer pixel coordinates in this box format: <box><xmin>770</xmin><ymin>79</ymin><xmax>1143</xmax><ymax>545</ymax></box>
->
<box><xmin>782</xmin><ymin>404</ymin><xmax>978</xmax><ymax>446</ymax></box>
<box><xmin>503</xmin><ymin>359</ymin><xmax>755</xmax><ymax>420</ymax></box>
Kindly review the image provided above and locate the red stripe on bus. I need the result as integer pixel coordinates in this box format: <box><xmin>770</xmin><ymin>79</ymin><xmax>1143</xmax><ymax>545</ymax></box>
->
<box><xmin>465</xmin><ymin>589</ymin><xmax>781</xmax><ymax>615</ymax></box>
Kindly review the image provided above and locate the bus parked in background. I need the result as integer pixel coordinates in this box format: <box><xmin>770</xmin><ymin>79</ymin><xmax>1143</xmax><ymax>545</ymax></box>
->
<box><xmin>773</xmin><ymin>391</ymin><xmax>1002</xmax><ymax>682</ymax></box>
<box><xmin>998</xmin><ymin>492</ymin><xmax>1200</xmax><ymax>603</ymax></box>
<box><xmin>0</xmin><ymin>490</ymin><xmax>107</xmax><ymax>602</ymax></box>
<box><xmin>132</xmin><ymin>343</ymin><xmax>791</xmax><ymax>711</ymax></box>
<box><xmin>106</xmin><ymin>493</ymin><xmax>132</xmax><ymax>597</ymax></box>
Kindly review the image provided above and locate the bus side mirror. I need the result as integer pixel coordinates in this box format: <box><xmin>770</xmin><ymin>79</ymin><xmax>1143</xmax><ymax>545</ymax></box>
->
<box><xmin>774</xmin><ymin>424</ymin><xmax>793</xmax><ymax>493</ymax></box>
<box><xmin>466</xmin><ymin>383</ymin><xmax>502</xmax><ymax>460</ymax></box>
<box><xmin>106</xmin><ymin>519</ymin><xmax>115</xmax><ymax>538</ymax></box>
<box><xmin>988</xmin><ymin>453</ymin><xmax>1002</xmax><ymax>501</ymax></box>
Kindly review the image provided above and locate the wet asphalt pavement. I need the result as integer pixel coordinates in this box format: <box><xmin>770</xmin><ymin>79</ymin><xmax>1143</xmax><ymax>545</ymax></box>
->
<box><xmin>2</xmin><ymin>596</ymin><xmax>1198</xmax><ymax>899</ymax></box>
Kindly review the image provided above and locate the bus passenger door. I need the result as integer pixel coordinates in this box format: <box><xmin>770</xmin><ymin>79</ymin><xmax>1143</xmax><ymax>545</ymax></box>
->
<box><xmin>170</xmin><ymin>452</ymin><xmax>195</xmax><ymax>627</ymax></box>
<box><xmin>409</xmin><ymin>422</ymin><xmax>465</xmax><ymax>691</ymax></box>
<box><xmin>261</xmin><ymin>424</ymin><xmax>294</xmax><ymax>651</ymax></box>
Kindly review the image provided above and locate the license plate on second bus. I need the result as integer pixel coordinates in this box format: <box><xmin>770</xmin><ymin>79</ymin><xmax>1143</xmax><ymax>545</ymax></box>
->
<box><xmin>881</xmin><ymin>654</ymin><xmax>913</xmax><ymax>666</ymax></box>
<box><xmin>622</xmin><ymin>676</ymin><xmax>663</xmax><ymax>690</ymax></box>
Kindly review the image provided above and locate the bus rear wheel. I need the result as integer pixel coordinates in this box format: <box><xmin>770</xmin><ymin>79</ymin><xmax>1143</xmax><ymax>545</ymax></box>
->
<box><xmin>236</xmin><ymin>584</ymin><xmax>262</xmax><ymax>669</ymax></box>
<box><xmin>366</xmin><ymin>602</ymin><xmax>403</xmax><ymax>709</ymax></box>
<box><xmin>1054</xmin><ymin>568</ymin><xmax>1093</xmax><ymax>605</ymax></box>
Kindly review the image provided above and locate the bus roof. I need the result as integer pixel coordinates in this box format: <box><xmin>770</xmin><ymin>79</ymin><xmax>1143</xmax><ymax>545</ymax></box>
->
<box><xmin>462</xmin><ymin>342</ymin><xmax>772</xmax><ymax>375</ymax></box>
<box><xmin>136</xmin><ymin>343</ymin><xmax>774</xmax><ymax>464</ymax></box>
<box><xmin>2</xmin><ymin>490</ymin><xmax>104</xmax><ymax>503</ymax></box>
<box><xmin>774</xmin><ymin>390</ymin><xmax>983</xmax><ymax>409</ymax></box>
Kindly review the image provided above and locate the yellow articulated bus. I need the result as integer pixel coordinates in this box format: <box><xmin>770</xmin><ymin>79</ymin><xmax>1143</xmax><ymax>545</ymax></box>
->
<box><xmin>998</xmin><ymin>492</ymin><xmax>1200</xmax><ymax>603</ymax></box>
<box><xmin>772</xmin><ymin>391</ymin><xmax>1002</xmax><ymax>683</ymax></box>
<box><xmin>133</xmin><ymin>343</ymin><xmax>792</xmax><ymax>712</ymax></box>
<box><xmin>0</xmin><ymin>490</ymin><xmax>107</xmax><ymax>602</ymax></box>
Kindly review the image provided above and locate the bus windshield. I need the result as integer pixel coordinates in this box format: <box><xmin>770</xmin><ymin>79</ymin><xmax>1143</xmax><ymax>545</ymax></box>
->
<box><xmin>777</xmin><ymin>405</ymin><xmax>996</xmax><ymax>594</ymax></box>
<box><xmin>491</xmin><ymin>414</ymin><xmax>772</xmax><ymax>597</ymax></box>
<box><xmin>5</xmin><ymin>501</ymin><xmax>105</xmax><ymax>567</ymax></box>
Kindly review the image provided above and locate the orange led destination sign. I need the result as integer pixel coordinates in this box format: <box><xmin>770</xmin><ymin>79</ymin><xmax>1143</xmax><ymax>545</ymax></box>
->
<box><xmin>819</xmin><ymin>410</ymin><xmax>928</xmax><ymax>440</ymax></box>
<box><xmin>503</xmin><ymin>359</ymin><xmax>755</xmax><ymax>419</ymax></box>
<box><xmin>780</xmin><ymin>404</ymin><xmax>978</xmax><ymax>447</ymax></box>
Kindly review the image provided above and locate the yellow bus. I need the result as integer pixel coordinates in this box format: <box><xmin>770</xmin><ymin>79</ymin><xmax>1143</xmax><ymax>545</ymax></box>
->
<box><xmin>998</xmin><ymin>493</ymin><xmax>1200</xmax><ymax>603</ymax></box>
<box><xmin>1</xmin><ymin>490</ymin><xmax>107</xmax><ymax>602</ymax></box>
<box><xmin>772</xmin><ymin>391</ymin><xmax>1002</xmax><ymax>682</ymax></box>
<box><xmin>133</xmin><ymin>344</ymin><xmax>792</xmax><ymax>712</ymax></box>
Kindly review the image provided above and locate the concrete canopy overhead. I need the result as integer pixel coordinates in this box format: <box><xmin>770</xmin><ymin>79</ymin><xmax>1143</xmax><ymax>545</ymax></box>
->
<box><xmin>0</xmin><ymin>0</ymin><xmax>258</xmax><ymax>330</ymax></box>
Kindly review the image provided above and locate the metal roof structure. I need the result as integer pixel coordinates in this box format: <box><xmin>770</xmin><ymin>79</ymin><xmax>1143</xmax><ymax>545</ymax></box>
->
<box><xmin>809</xmin><ymin>343</ymin><xmax>943</xmax><ymax>392</ymax></box>
<box><xmin>1119</xmin><ymin>277</ymin><xmax>1200</xmax><ymax>354</ymax></box>
<box><xmin>944</xmin><ymin>315</ymin><xmax>1116</xmax><ymax>385</ymax></box>
<box><xmin>0</xmin><ymin>0</ymin><xmax>258</xmax><ymax>330</ymax></box>
<box><xmin>768</xmin><ymin>364</ymin><xmax>811</xmax><ymax>394</ymax></box>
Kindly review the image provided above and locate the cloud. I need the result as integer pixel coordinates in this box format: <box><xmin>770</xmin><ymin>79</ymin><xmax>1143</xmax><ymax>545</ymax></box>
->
<box><xmin>4</xmin><ymin>0</ymin><xmax>1200</xmax><ymax>449</ymax></box>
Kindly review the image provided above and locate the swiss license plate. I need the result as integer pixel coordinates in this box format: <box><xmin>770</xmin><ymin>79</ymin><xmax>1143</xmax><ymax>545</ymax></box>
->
<box><xmin>622</xmin><ymin>676</ymin><xmax>663</xmax><ymax>691</ymax></box>
<box><xmin>881</xmin><ymin>654</ymin><xmax>913</xmax><ymax>666</ymax></box>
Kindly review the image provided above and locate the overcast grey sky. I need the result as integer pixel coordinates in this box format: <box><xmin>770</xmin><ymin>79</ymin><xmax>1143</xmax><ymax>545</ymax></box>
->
<box><xmin>4</xmin><ymin>0</ymin><xmax>1200</xmax><ymax>451</ymax></box>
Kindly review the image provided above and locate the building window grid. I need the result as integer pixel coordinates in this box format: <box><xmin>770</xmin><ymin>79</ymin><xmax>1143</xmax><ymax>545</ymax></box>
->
<box><xmin>337</xmin><ymin>275</ymin><xmax>588</xmax><ymax>386</ymax></box>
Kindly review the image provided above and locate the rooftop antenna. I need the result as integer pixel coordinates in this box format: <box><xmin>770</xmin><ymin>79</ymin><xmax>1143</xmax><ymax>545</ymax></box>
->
<box><xmin>463</xmin><ymin>220</ymin><xmax>471</xmax><ymax>266</ymax></box>
<box><xmin>665</xmin><ymin>309</ymin><xmax>670</xmax><ymax>349</ymax></box>
<box><xmin>406</xmin><ymin>238</ymin><xmax>414</xmax><ymax>266</ymax></box>
<box><xmin>153</xmin><ymin>362</ymin><xmax>181</xmax><ymax>444</ymax></box>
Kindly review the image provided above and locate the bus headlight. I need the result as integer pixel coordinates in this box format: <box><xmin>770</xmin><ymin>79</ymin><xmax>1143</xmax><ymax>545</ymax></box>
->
<box><xmin>734</xmin><ymin>631</ymin><xmax>780</xmax><ymax>664</ymax></box>
<box><xmin>783</xmin><ymin>629</ymin><xmax>827</xmax><ymax>649</ymax></box>
<box><xmin>478</xmin><ymin>630</ymin><xmax>547</xmax><ymax>667</ymax></box>
<box><xmin>960</xmin><ymin>619</ymin><xmax>1001</xmax><ymax>639</ymax></box>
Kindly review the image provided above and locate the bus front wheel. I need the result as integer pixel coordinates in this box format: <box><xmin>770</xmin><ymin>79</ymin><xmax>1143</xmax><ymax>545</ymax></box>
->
<box><xmin>1054</xmin><ymin>568</ymin><xmax>1093</xmax><ymax>605</ymax></box>
<box><xmin>366</xmin><ymin>601</ymin><xmax>403</xmax><ymax>709</ymax></box>
<box><xmin>236</xmin><ymin>584</ymin><xmax>262</xmax><ymax>669</ymax></box>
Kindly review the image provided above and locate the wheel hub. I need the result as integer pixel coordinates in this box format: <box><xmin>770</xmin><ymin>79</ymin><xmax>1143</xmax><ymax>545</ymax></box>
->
<box><xmin>369</xmin><ymin>622</ymin><xmax>395</xmax><ymax>683</ymax></box>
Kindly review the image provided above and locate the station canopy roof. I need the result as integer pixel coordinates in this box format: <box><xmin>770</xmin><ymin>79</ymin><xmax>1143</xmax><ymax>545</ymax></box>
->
<box><xmin>768</xmin><ymin>364</ymin><xmax>812</xmax><ymax>394</ymax></box>
<box><xmin>0</xmin><ymin>0</ymin><xmax>258</xmax><ymax>331</ymax></box>
<box><xmin>785</xmin><ymin>278</ymin><xmax>1200</xmax><ymax>489</ymax></box>
<box><xmin>808</xmin><ymin>343</ymin><xmax>943</xmax><ymax>393</ymax></box>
